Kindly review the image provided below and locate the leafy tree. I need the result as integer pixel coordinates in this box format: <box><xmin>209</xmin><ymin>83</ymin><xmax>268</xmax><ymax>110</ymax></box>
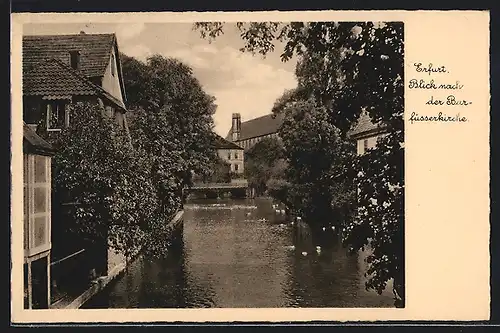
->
<box><xmin>121</xmin><ymin>54</ymin><xmax>219</xmax><ymax>215</ymax></box>
<box><xmin>244</xmin><ymin>137</ymin><xmax>286</xmax><ymax>196</ymax></box>
<box><xmin>46</xmin><ymin>101</ymin><xmax>158</xmax><ymax>260</ymax></box>
<box><xmin>194</xmin><ymin>22</ymin><xmax>405</xmax><ymax>305</ymax></box>
<box><xmin>122</xmin><ymin>54</ymin><xmax>218</xmax><ymax>182</ymax></box>
<box><xmin>266</xmin><ymin>158</ymin><xmax>292</xmax><ymax>206</ymax></box>
<box><xmin>278</xmin><ymin>100</ymin><xmax>356</xmax><ymax>232</ymax></box>
<box><xmin>196</xmin><ymin>155</ymin><xmax>231</xmax><ymax>183</ymax></box>
<box><xmin>46</xmin><ymin>51</ymin><xmax>220</xmax><ymax>260</ymax></box>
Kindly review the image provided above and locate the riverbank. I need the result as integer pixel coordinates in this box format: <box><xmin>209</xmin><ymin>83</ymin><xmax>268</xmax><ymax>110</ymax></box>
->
<box><xmin>51</xmin><ymin>210</ymin><xmax>185</xmax><ymax>309</ymax></box>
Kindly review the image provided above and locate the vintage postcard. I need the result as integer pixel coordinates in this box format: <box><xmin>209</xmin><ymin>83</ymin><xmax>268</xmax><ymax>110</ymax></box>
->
<box><xmin>10</xmin><ymin>10</ymin><xmax>490</xmax><ymax>323</ymax></box>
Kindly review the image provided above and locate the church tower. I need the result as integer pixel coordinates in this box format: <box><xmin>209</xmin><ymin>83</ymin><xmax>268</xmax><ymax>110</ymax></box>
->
<box><xmin>231</xmin><ymin>113</ymin><xmax>241</xmax><ymax>142</ymax></box>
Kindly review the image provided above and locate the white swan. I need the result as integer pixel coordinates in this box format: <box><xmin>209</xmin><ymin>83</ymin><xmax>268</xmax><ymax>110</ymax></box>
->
<box><xmin>301</xmin><ymin>251</ymin><xmax>308</xmax><ymax>256</ymax></box>
<box><xmin>322</xmin><ymin>227</ymin><xmax>326</xmax><ymax>231</ymax></box>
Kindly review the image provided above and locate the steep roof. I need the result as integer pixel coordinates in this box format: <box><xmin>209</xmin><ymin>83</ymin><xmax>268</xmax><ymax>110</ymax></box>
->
<box><xmin>212</xmin><ymin>134</ymin><xmax>244</xmax><ymax>150</ymax></box>
<box><xmin>225</xmin><ymin>113</ymin><xmax>284</xmax><ymax>142</ymax></box>
<box><xmin>23</xmin><ymin>58</ymin><xmax>126</xmax><ymax>110</ymax></box>
<box><xmin>348</xmin><ymin>111</ymin><xmax>385</xmax><ymax>139</ymax></box>
<box><xmin>24</xmin><ymin>58</ymin><xmax>100</xmax><ymax>97</ymax></box>
<box><xmin>23</xmin><ymin>33</ymin><xmax>116</xmax><ymax>78</ymax></box>
<box><xmin>23</xmin><ymin>33</ymin><xmax>128</xmax><ymax>104</ymax></box>
<box><xmin>23</xmin><ymin>123</ymin><xmax>56</xmax><ymax>156</ymax></box>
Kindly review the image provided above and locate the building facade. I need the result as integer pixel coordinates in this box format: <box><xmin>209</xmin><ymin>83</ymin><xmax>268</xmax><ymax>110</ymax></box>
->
<box><xmin>22</xmin><ymin>32</ymin><xmax>130</xmax><ymax>307</ymax></box>
<box><xmin>22</xmin><ymin>32</ymin><xmax>129</xmax><ymax>137</ymax></box>
<box><xmin>226</xmin><ymin>112</ymin><xmax>283</xmax><ymax>151</ymax></box>
<box><xmin>23</xmin><ymin>123</ymin><xmax>56</xmax><ymax>309</ymax></box>
<box><xmin>213</xmin><ymin>134</ymin><xmax>245</xmax><ymax>174</ymax></box>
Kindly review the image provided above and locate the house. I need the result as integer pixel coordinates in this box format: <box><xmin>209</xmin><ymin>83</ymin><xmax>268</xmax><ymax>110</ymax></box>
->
<box><xmin>212</xmin><ymin>134</ymin><xmax>245</xmax><ymax>175</ymax></box>
<box><xmin>226</xmin><ymin>112</ymin><xmax>283</xmax><ymax>151</ymax></box>
<box><xmin>348</xmin><ymin>111</ymin><xmax>387</xmax><ymax>155</ymax></box>
<box><xmin>22</xmin><ymin>32</ymin><xmax>129</xmax><ymax>136</ymax></box>
<box><xmin>22</xmin><ymin>32</ymin><xmax>130</xmax><ymax>307</ymax></box>
<box><xmin>23</xmin><ymin>123</ymin><xmax>56</xmax><ymax>309</ymax></box>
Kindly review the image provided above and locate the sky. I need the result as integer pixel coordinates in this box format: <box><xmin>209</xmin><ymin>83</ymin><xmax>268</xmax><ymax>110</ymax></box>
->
<box><xmin>23</xmin><ymin>23</ymin><xmax>299</xmax><ymax>137</ymax></box>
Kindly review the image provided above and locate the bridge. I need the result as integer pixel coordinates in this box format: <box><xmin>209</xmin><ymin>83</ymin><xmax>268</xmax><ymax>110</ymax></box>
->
<box><xmin>190</xmin><ymin>182</ymin><xmax>248</xmax><ymax>190</ymax></box>
<box><xmin>184</xmin><ymin>181</ymin><xmax>254</xmax><ymax>199</ymax></box>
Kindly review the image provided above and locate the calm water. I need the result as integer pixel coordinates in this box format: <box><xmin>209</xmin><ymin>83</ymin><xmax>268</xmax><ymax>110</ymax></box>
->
<box><xmin>83</xmin><ymin>197</ymin><xmax>394</xmax><ymax>308</ymax></box>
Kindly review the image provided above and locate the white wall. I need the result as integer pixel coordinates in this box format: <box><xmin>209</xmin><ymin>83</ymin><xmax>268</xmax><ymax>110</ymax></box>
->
<box><xmin>218</xmin><ymin>148</ymin><xmax>244</xmax><ymax>174</ymax></box>
<box><xmin>356</xmin><ymin>132</ymin><xmax>388</xmax><ymax>155</ymax></box>
<box><xmin>101</xmin><ymin>47</ymin><xmax>125</xmax><ymax>106</ymax></box>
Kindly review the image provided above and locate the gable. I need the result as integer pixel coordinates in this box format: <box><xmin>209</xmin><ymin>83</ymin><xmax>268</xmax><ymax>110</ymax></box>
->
<box><xmin>348</xmin><ymin>111</ymin><xmax>386</xmax><ymax>140</ymax></box>
<box><xmin>101</xmin><ymin>46</ymin><xmax>126</xmax><ymax>108</ymax></box>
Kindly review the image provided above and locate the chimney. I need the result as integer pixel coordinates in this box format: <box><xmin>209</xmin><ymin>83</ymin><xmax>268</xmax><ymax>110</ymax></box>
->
<box><xmin>69</xmin><ymin>50</ymin><xmax>81</xmax><ymax>70</ymax></box>
<box><xmin>231</xmin><ymin>113</ymin><xmax>241</xmax><ymax>142</ymax></box>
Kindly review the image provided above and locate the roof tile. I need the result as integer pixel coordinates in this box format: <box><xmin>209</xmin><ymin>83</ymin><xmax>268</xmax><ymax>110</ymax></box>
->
<box><xmin>24</xmin><ymin>57</ymin><xmax>126</xmax><ymax>110</ymax></box>
<box><xmin>23</xmin><ymin>122</ymin><xmax>56</xmax><ymax>155</ymax></box>
<box><xmin>348</xmin><ymin>111</ymin><xmax>384</xmax><ymax>138</ymax></box>
<box><xmin>23</xmin><ymin>34</ymin><xmax>115</xmax><ymax>78</ymax></box>
<box><xmin>24</xmin><ymin>58</ymin><xmax>99</xmax><ymax>97</ymax></box>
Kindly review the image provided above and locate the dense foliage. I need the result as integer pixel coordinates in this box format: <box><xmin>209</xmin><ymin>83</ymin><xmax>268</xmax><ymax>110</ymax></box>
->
<box><xmin>122</xmin><ymin>54</ymin><xmax>218</xmax><ymax>182</ymax></box>
<box><xmin>194</xmin><ymin>22</ymin><xmax>404</xmax><ymax>305</ymax></box>
<box><xmin>194</xmin><ymin>154</ymin><xmax>231</xmax><ymax>184</ymax></box>
<box><xmin>47</xmin><ymin>101</ymin><xmax>157</xmax><ymax>259</ymax></box>
<box><xmin>278</xmin><ymin>100</ymin><xmax>356</xmax><ymax>232</ymax></box>
<box><xmin>46</xmin><ymin>53</ymin><xmax>219</xmax><ymax>259</ymax></box>
<box><xmin>122</xmin><ymin>54</ymin><xmax>219</xmax><ymax>255</ymax></box>
<box><xmin>244</xmin><ymin>137</ymin><xmax>286</xmax><ymax>196</ymax></box>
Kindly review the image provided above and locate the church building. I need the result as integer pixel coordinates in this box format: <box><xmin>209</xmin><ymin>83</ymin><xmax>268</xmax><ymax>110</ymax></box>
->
<box><xmin>226</xmin><ymin>113</ymin><xmax>283</xmax><ymax>151</ymax></box>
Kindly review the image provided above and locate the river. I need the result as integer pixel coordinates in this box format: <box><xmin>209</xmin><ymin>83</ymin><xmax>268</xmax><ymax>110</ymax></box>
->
<box><xmin>82</xmin><ymin>197</ymin><xmax>394</xmax><ymax>308</ymax></box>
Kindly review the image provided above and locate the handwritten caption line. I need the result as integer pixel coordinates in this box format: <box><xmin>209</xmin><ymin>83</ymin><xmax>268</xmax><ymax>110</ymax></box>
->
<box><xmin>408</xmin><ymin>63</ymin><xmax>471</xmax><ymax>124</ymax></box>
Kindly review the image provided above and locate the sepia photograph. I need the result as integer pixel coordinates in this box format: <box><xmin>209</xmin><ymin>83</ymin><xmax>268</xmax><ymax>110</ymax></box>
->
<box><xmin>19</xmin><ymin>20</ymin><xmax>405</xmax><ymax>311</ymax></box>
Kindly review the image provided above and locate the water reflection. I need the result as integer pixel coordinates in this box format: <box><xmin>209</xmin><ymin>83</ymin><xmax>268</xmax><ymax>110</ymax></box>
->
<box><xmin>83</xmin><ymin>197</ymin><xmax>394</xmax><ymax>308</ymax></box>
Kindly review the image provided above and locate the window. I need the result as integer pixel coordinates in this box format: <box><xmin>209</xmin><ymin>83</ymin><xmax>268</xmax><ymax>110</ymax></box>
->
<box><xmin>24</xmin><ymin>154</ymin><xmax>51</xmax><ymax>256</ymax></box>
<box><xmin>46</xmin><ymin>102</ymin><xmax>67</xmax><ymax>130</ymax></box>
<box><xmin>235</xmin><ymin>152</ymin><xmax>238</xmax><ymax>159</ymax></box>
<box><xmin>228</xmin><ymin>152</ymin><xmax>231</xmax><ymax>160</ymax></box>
<box><xmin>234</xmin><ymin>164</ymin><xmax>239</xmax><ymax>172</ymax></box>
<box><xmin>363</xmin><ymin>139</ymin><xmax>369</xmax><ymax>153</ymax></box>
<box><xmin>111</xmin><ymin>54</ymin><xmax>116</xmax><ymax>77</ymax></box>
<box><xmin>105</xmin><ymin>106</ymin><xmax>115</xmax><ymax>118</ymax></box>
